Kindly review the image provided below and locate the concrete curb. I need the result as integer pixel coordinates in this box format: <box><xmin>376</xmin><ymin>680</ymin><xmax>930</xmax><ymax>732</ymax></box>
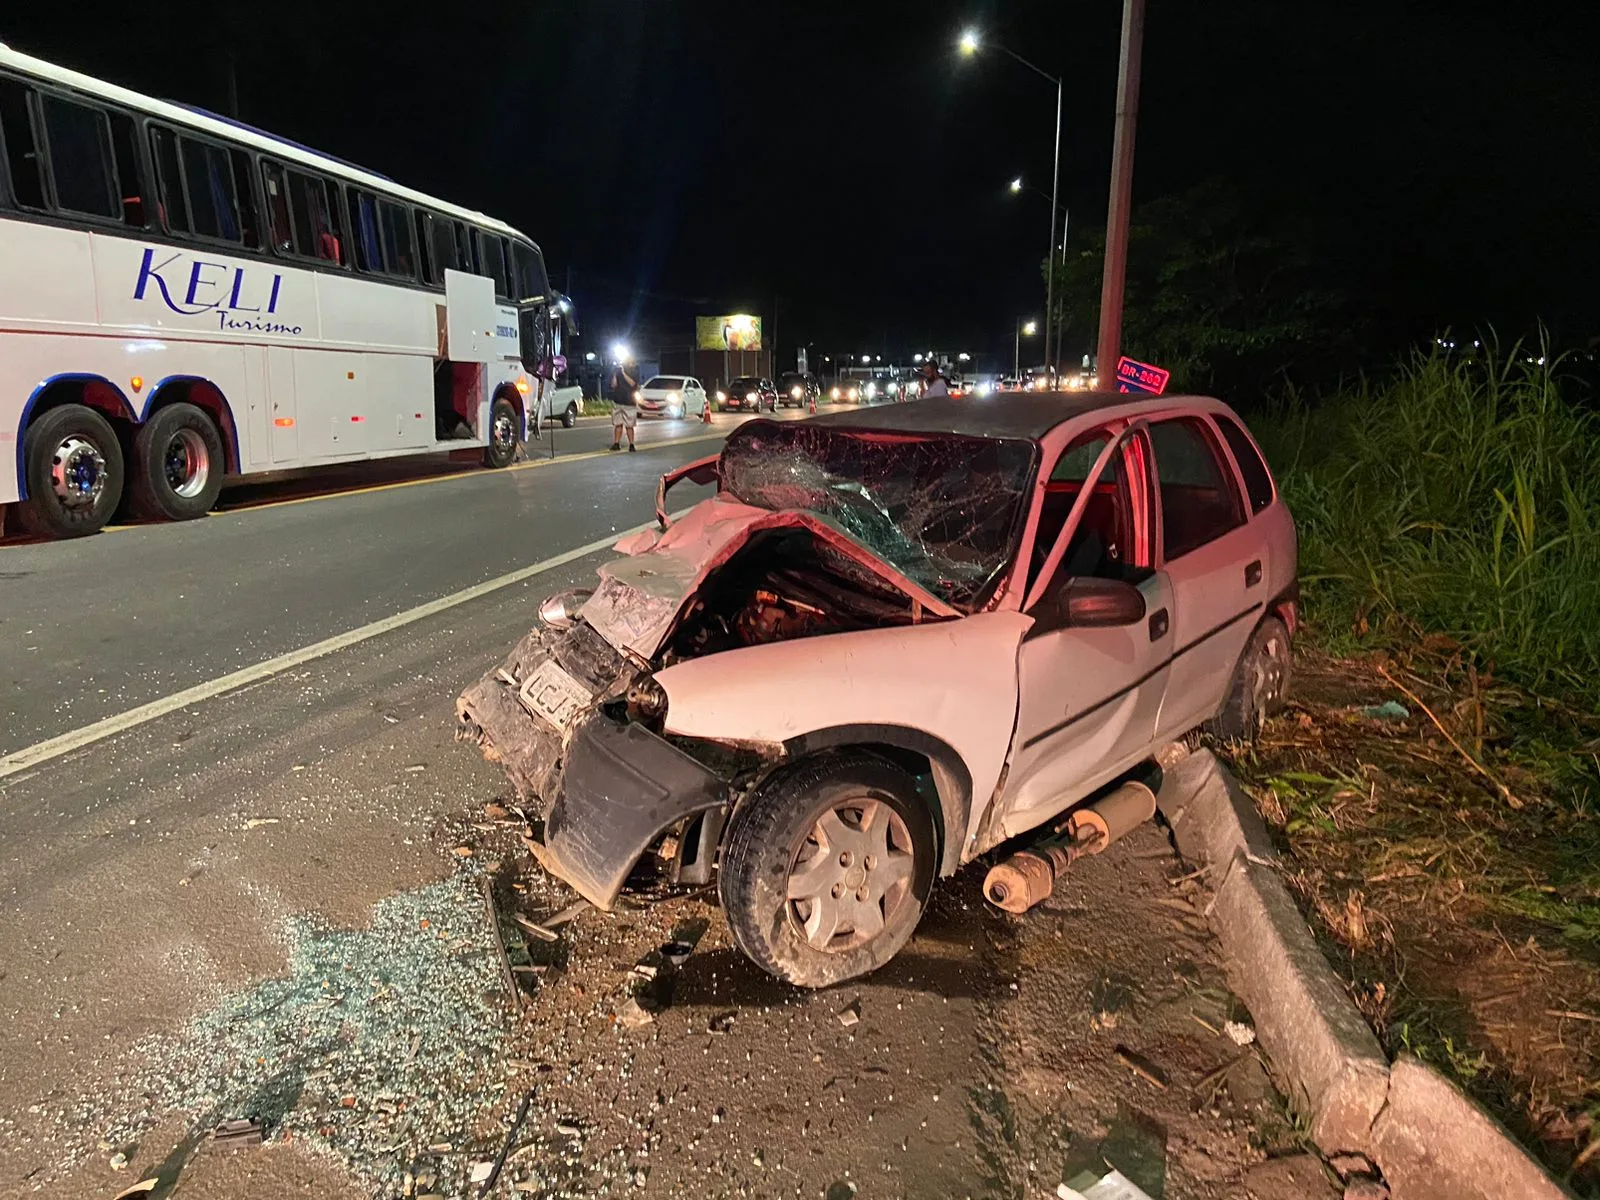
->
<box><xmin>1157</xmin><ymin>748</ymin><xmax>1574</xmax><ymax>1200</ymax></box>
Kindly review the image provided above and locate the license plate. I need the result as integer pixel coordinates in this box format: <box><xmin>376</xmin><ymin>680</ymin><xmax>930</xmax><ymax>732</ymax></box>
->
<box><xmin>517</xmin><ymin>659</ymin><xmax>592</xmax><ymax>730</ymax></box>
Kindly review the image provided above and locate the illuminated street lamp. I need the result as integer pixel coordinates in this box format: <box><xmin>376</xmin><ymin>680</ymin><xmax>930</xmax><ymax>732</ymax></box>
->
<box><xmin>959</xmin><ymin>29</ymin><xmax>1062</xmax><ymax>378</ymax></box>
<box><xmin>1015</xmin><ymin>318</ymin><xmax>1037</xmax><ymax>378</ymax></box>
<box><xmin>1009</xmin><ymin>176</ymin><xmax>1022</xmax><ymax>193</ymax></box>
<box><xmin>1008</xmin><ymin>175</ymin><xmax>1071</xmax><ymax>368</ymax></box>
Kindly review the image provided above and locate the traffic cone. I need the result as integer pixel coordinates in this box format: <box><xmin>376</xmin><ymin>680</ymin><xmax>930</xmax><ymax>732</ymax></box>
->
<box><xmin>808</xmin><ymin>392</ymin><xmax>817</xmax><ymax>415</ymax></box>
<box><xmin>701</xmin><ymin>399</ymin><xmax>712</xmax><ymax>424</ymax></box>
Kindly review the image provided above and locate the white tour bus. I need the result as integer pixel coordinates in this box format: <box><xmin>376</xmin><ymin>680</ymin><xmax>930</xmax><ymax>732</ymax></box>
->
<box><xmin>0</xmin><ymin>44</ymin><xmax>575</xmax><ymax>538</ymax></box>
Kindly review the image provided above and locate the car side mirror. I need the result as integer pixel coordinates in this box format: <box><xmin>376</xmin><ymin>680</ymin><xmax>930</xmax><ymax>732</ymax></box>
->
<box><xmin>1061</xmin><ymin>577</ymin><xmax>1146</xmax><ymax>627</ymax></box>
<box><xmin>1031</xmin><ymin>577</ymin><xmax>1145</xmax><ymax>634</ymax></box>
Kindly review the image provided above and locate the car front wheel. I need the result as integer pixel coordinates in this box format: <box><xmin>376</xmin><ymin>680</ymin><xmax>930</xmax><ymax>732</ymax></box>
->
<box><xmin>719</xmin><ymin>751</ymin><xmax>936</xmax><ymax>988</ymax></box>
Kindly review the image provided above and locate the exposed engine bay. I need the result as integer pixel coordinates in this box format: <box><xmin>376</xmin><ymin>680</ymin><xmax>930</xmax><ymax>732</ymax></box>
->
<box><xmin>665</xmin><ymin>528</ymin><xmax>926</xmax><ymax>662</ymax></box>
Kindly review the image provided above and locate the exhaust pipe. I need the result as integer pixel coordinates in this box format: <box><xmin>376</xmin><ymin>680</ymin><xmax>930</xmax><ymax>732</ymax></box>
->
<box><xmin>982</xmin><ymin>779</ymin><xmax>1157</xmax><ymax>914</ymax></box>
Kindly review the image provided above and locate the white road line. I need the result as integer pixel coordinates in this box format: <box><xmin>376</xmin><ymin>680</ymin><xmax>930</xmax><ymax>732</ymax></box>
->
<box><xmin>0</xmin><ymin>520</ymin><xmax>658</xmax><ymax>781</ymax></box>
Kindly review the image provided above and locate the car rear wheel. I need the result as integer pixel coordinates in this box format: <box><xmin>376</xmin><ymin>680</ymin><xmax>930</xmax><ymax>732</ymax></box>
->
<box><xmin>561</xmin><ymin>402</ymin><xmax>578</xmax><ymax>429</ymax></box>
<box><xmin>1205</xmin><ymin>615</ymin><xmax>1292</xmax><ymax>742</ymax></box>
<box><xmin>720</xmin><ymin>751</ymin><xmax>936</xmax><ymax>988</ymax></box>
<box><xmin>17</xmin><ymin>404</ymin><xmax>125</xmax><ymax>538</ymax></box>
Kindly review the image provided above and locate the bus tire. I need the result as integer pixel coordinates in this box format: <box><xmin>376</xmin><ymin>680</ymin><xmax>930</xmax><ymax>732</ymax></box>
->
<box><xmin>561</xmin><ymin>402</ymin><xmax>578</xmax><ymax>429</ymax></box>
<box><xmin>18</xmin><ymin>405</ymin><xmax>125</xmax><ymax>538</ymax></box>
<box><xmin>484</xmin><ymin>395</ymin><xmax>519</xmax><ymax>468</ymax></box>
<box><xmin>129</xmin><ymin>403</ymin><xmax>226</xmax><ymax>521</ymax></box>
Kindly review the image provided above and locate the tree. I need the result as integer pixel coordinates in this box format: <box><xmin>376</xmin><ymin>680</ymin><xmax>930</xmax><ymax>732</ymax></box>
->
<box><xmin>1051</xmin><ymin>179</ymin><xmax>1359</xmax><ymax>395</ymax></box>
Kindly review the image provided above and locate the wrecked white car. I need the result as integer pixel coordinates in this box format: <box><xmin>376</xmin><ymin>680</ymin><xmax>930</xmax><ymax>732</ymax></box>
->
<box><xmin>458</xmin><ymin>393</ymin><xmax>1297</xmax><ymax>987</ymax></box>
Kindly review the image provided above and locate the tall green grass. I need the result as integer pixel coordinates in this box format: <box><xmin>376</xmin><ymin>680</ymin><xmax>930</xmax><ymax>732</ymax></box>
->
<box><xmin>1253</xmin><ymin>341</ymin><xmax>1600</xmax><ymax>710</ymax></box>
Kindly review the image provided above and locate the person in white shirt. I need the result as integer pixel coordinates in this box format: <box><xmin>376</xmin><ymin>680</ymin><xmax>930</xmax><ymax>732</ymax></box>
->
<box><xmin>919</xmin><ymin>361</ymin><xmax>950</xmax><ymax>399</ymax></box>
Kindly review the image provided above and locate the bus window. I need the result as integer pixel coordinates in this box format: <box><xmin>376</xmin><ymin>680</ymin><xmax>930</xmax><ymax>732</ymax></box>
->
<box><xmin>107</xmin><ymin>111</ymin><xmax>145</xmax><ymax>227</ymax></box>
<box><xmin>378</xmin><ymin>199</ymin><xmax>415</xmax><ymax>278</ymax></box>
<box><xmin>512</xmin><ymin>242</ymin><xmax>548</xmax><ymax>304</ymax></box>
<box><xmin>40</xmin><ymin>94</ymin><xmax>118</xmax><ymax>219</ymax></box>
<box><xmin>0</xmin><ymin>78</ymin><xmax>46</xmax><ymax>210</ymax></box>
<box><xmin>262</xmin><ymin>160</ymin><xmax>295</xmax><ymax>252</ymax></box>
<box><xmin>180</xmin><ymin>137</ymin><xmax>241</xmax><ymax>241</ymax></box>
<box><xmin>150</xmin><ymin>127</ymin><xmax>190</xmax><ymax>234</ymax></box>
<box><xmin>479</xmin><ymin>231</ymin><xmax>508</xmax><ymax>298</ymax></box>
<box><xmin>426</xmin><ymin>214</ymin><xmax>456</xmax><ymax>284</ymax></box>
<box><xmin>228</xmin><ymin>148</ymin><xmax>260</xmax><ymax>248</ymax></box>
<box><xmin>350</xmin><ymin>187</ymin><xmax>382</xmax><ymax>273</ymax></box>
<box><xmin>288</xmin><ymin>170</ymin><xmax>342</xmax><ymax>264</ymax></box>
<box><xmin>452</xmin><ymin>220</ymin><xmax>475</xmax><ymax>274</ymax></box>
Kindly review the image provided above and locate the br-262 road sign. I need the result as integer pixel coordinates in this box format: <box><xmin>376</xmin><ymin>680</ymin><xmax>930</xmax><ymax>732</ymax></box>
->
<box><xmin>1115</xmin><ymin>356</ymin><xmax>1169</xmax><ymax>395</ymax></box>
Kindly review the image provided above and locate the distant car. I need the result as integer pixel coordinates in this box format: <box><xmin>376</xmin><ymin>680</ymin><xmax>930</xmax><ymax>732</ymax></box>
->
<box><xmin>717</xmin><ymin>377</ymin><xmax>778</xmax><ymax>413</ymax></box>
<box><xmin>460</xmin><ymin>392</ymin><xmax>1299</xmax><ymax>988</ymax></box>
<box><xmin>998</xmin><ymin>376</ymin><xmax>1021</xmax><ymax>392</ymax></box>
<box><xmin>636</xmin><ymin>376</ymin><xmax>710</xmax><ymax>420</ymax></box>
<box><xmin>778</xmin><ymin>371</ymin><xmax>821</xmax><ymax>408</ymax></box>
<box><xmin>828</xmin><ymin>379</ymin><xmax>864</xmax><ymax>403</ymax></box>
<box><xmin>540</xmin><ymin>383</ymin><xmax>585</xmax><ymax>428</ymax></box>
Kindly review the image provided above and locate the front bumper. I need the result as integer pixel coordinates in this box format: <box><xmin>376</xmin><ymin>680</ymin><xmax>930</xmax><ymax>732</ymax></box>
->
<box><xmin>540</xmin><ymin>714</ymin><xmax>728</xmax><ymax>908</ymax></box>
<box><xmin>457</xmin><ymin>623</ymin><xmax>730</xmax><ymax>910</ymax></box>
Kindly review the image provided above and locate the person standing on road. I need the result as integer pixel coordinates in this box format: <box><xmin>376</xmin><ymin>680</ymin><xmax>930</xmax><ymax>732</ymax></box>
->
<box><xmin>609</xmin><ymin>361</ymin><xmax>638</xmax><ymax>452</ymax></box>
<box><xmin>919</xmin><ymin>360</ymin><xmax>950</xmax><ymax>399</ymax></box>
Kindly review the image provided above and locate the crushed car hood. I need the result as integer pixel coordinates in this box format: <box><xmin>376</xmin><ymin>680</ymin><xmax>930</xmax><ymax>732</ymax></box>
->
<box><xmin>581</xmin><ymin>495</ymin><xmax>960</xmax><ymax>661</ymax></box>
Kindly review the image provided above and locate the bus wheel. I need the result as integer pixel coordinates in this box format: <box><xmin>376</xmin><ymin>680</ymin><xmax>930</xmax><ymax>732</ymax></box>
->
<box><xmin>17</xmin><ymin>405</ymin><xmax>125</xmax><ymax>538</ymax></box>
<box><xmin>561</xmin><ymin>402</ymin><xmax>578</xmax><ymax>429</ymax></box>
<box><xmin>484</xmin><ymin>396</ymin><xmax>519</xmax><ymax>468</ymax></box>
<box><xmin>129</xmin><ymin>403</ymin><xmax>225</xmax><ymax>521</ymax></box>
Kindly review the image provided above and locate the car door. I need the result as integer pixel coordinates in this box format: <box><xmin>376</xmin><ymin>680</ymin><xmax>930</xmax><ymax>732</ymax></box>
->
<box><xmin>1149</xmin><ymin>413</ymin><xmax>1263</xmax><ymax>740</ymax></box>
<box><xmin>997</xmin><ymin>422</ymin><xmax>1175</xmax><ymax>839</ymax></box>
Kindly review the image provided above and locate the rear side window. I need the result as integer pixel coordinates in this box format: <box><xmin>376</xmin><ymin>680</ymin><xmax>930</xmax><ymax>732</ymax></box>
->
<box><xmin>479</xmin><ymin>231</ymin><xmax>508</xmax><ymax>297</ymax></box>
<box><xmin>378</xmin><ymin>198</ymin><xmax>415</xmax><ymax>278</ymax></box>
<box><xmin>151</xmin><ymin>127</ymin><xmax>256</xmax><ymax>245</ymax></box>
<box><xmin>1216</xmin><ymin>415</ymin><xmax>1275</xmax><ymax>515</ymax></box>
<box><xmin>40</xmin><ymin>94</ymin><xmax>118</xmax><ymax>219</ymax></box>
<box><xmin>1150</xmin><ymin>416</ymin><xmax>1245</xmax><ymax>560</ymax></box>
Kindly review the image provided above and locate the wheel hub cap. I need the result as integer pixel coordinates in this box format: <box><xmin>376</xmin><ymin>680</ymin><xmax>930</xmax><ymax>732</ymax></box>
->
<box><xmin>163</xmin><ymin>428</ymin><xmax>211</xmax><ymax>499</ymax></box>
<box><xmin>786</xmin><ymin>797</ymin><xmax>915</xmax><ymax>953</ymax></box>
<box><xmin>50</xmin><ymin>437</ymin><xmax>106</xmax><ymax>509</ymax></box>
<box><xmin>493</xmin><ymin>414</ymin><xmax>515</xmax><ymax>449</ymax></box>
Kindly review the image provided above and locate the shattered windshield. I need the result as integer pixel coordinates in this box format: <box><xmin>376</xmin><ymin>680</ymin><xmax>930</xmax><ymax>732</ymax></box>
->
<box><xmin>719</xmin><ymin>422</ymin><xmax>1037</xmax><ymax>609</ymax></box>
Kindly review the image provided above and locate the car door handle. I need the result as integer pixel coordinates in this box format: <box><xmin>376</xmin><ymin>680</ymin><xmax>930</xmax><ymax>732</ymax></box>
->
<box><xmin>1148</xmin><ymin>608</ymin><xmax>1169</xmax><ymax>641</ymax></box>
<box><xmin>1245</xmin><ymin>560</ymin><xmax>1263</xmax><ymax>588</ymax></box>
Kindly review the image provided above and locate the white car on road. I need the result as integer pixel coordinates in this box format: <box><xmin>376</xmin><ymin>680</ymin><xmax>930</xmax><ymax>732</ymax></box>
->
<box><xmin>636</xmin><ymin>376</ymin><xmax>709</xmax><ymax>420</ymax></box>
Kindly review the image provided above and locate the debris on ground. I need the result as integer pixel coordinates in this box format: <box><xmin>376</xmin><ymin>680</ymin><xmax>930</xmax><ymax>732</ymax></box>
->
<box><xmin>241</xmin><ymin>818</ymin><xmax>279</xmax><ymax>830</ymax></box>
<box><xmin>835</xmin><ymin>999</ymin><xmax>861</xmax><ymax>1028</ymax></box>
<box><xmin>616</xmin><ymin>997</ymin><xmax>655</xmax><ymax>1029</ymax></box>
<box><xmin>1058</xmin><ymin>1168</ymin><xmax>1158</xmax><ymax>1199</ymax></box>
<box><xmin>111</xmin><ymin>1180</ymin><xmax>159</xmax><ymax>1200</ymax></box>
<box><xmin>1223</xmin><ymin>1019</ymin><xmax>1257</xmax><ymax>1046</ymax></box>
<box><xmin>211</xmin><ymin>1117</ymin><xmax>263</xmax><ymax>1148</ymax></box>
<box><xmin>1354</xmin><ymin>700</ymin><xmax>1409</xmax><ymax>721</ymax></box>
<box><xmin>1113</xmin><ymin>1045</ymin><xmax>1169</xmax><ymax>1090</ymax></box>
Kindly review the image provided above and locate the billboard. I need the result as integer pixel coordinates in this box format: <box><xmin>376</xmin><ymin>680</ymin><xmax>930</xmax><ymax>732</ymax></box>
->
<box><xmin>697</xmin><ymin>313</ymin><xmax>763</xmax><ymax>351</ymax></box>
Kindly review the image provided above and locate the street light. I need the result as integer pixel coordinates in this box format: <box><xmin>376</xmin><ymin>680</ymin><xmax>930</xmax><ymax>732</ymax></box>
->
<box><xmin>959</xmin><ymin>28</ymin><xmax>1062</xmax><ymax>380</ymax></box>
<box><xmin>1015</xmin><ymin>318</ymin><xmax>1038</xmax><ymax>378</ymax></box>
<box><xmin>1008</xmin><ymin>176</ymin><xmax>1071</xmax><ymax>368</ymax></box>
<box><xmin>1009</xmin><ymin>176</ymin><xmax>1022</xmax><ymax>193</ymax></box>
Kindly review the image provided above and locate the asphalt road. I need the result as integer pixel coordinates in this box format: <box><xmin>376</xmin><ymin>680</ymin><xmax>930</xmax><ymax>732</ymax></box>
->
<box><xmin>0</xmin><ymin>402</ymin><xmax>1319</xmax><ymax>1200</ymax></box>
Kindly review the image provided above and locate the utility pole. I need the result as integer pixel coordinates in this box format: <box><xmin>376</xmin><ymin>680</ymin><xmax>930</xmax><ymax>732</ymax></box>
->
<box><xmin>1095</xmin><ymin>0</ymin><xmax>1146</xmax><ymax>383</ymax></box>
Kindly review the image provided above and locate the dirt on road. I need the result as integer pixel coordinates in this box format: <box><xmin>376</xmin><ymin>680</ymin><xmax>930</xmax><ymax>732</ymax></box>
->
<box><xmin>0</xmin><ymin>579</ymin><xmax>1332</xmax><ymax>1200</ymax></box>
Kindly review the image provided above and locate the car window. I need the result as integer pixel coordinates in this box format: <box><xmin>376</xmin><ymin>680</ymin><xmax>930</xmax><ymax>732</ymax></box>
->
<box><xmin>1150</xmin><ymin>417</ymin><xmax>1245</xmax><ymax>560</ymax></box>
<box><xmin>1215</xmin><ymin>414</ymin><xmax>1275</xmax><ymax>515</ymax></box>
<box><xmin>1030</xmin><ymin>430</ymin><xmax>1133</xmax><ymax>594</ymax></box>
<box><xmin>645</xmin><ymin>376</ymin><xmax>685</xmax><ymax>389</ymax></box>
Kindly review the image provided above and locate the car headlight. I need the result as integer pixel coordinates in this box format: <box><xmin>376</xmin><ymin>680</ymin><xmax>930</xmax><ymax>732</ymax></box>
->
<box><xmin>791</xmin><ymin>386</ymin><xmax>802</xmax><ymax>398</ymax></box>
<box><xmin>887</xmin><ymin>382</ymin><xmax>899</xmax><ymax>395</ymax></box>
<box><xmin>865</xmin><ymin>383</ymin><xmax>876</xmax><ymax>398</ymax></box>
<box><xmin>716</xmin><ymin>390</ymin><xmax>726</xmax><ymax>401</ymax></box>
<box><xmin>745</xmin><ymin>392</ymin><xmax>756</xmax><ymax>402</ymax></box>
<box><xmin>830</xmin><ymin>387</ymin><xmax>840</xmax><ymax>399</ymax></box>
<box><xmin>848</xmin><ymin>387</ymin><xmax>859</xmax><ymax>400</ymax></box>
<box><xmin>633</xmin><ymin>390</ymin><xmax>642</xmax><ymax>401</ymax></box>
<box><xmin>667</xmin><ymin>391</ymin><xmax>679</xmax><ymax>404</ymax></box>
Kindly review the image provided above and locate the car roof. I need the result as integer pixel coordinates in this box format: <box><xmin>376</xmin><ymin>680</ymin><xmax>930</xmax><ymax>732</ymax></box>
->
<box><xmin>809</xmin><ymin>391</ymin><xmax>1141</xmax><ymax>440</ymax></box>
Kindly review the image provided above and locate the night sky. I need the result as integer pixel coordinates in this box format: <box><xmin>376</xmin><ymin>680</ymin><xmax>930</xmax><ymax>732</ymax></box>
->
<box><xmin>7</xmin><ymin>0</ymin><xmax>1599</xmax><ymax>366</ymax></box>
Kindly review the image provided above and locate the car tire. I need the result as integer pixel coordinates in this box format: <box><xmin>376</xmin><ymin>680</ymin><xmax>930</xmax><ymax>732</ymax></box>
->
<box><xmin>561</xmin><ymin>402</ymin><xmax>577</xmax><ymax>429</ymax></box>
<box><xmin>719</xmin><ymin>750</ymin><xmax>937</xmax><ymax>989</ymax></box>
<box><xmin>483</xmin><ymin>395</ymin><xmax>519</xmax><ymax>468</ymax></box>
<box><xmin>17</xmin><ymin>404</ymin><xmax>125</xmax><ymax>538</ymax></box>
<box><xmin>128</xmin><ymin>402</ymin><xmax>226</xmax><ymax>521</ymax></box>
<box><xmin>1205</xmin><ymin>615</ymin><xmax>1292</xmax><ymax>742</ymax></box>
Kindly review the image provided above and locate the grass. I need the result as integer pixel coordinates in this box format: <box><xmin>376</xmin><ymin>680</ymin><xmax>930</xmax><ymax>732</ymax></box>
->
<box><xmin>1253</xmin><ymin>340</ymin><xmax>1600</xmax><ymax>715</ymax></box>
